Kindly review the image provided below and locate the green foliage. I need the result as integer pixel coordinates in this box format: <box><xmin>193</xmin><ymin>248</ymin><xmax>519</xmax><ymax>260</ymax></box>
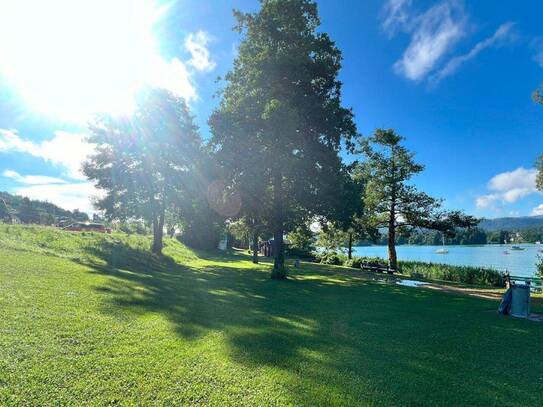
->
<box><xmin>287</xmin><ymin>223</ymin><xmax>315</xmax><ymax>252</ymax></box>
<box><xmin>84</xmin><ymin>87</ymin><xmax>204</xmax><ymax>254</ymax></box>
<box><xmin>359</xmin><ymin>129</ymin><xmax>478</xmax><ymax>268</ymax></box>
<box><xmin>343</xmin><ymin>257</ymin><xmax>364</xmax><ymax>268</ymax></box>
<box><xmin>0</xmin><ymin>191</ymin><xmax>89</xmax><ymax>224</ymax></box>
<box><xmin>210</xmin><ymin>0</ymin><xmax>357</xmax><ymax>277</ymax></box>
<box><xmin>533</xmin><ymin>82</ymin><xmax>543</xmax><ymax>106</ymax></box>
<box><xmin>117</xmin><ymin>221</ymin><xmax>150</xmax><ymax>235</ymax></box>
<box><xmin>316</xmin><ymin>250</ymin><xmax>344</xmax><ymax>265</ymax></box>
<box><xmin>178</xmin><ymin>199</ymin><xmax>224</xmax><ymax>251</ymax></box>
<box><xmin>398</xmin><ymin>262</ymin><xmax>505</xmax><ymax>287</ymax></box>
<box><xmin>285</xmin><ymin>246</ymin><xmax>316</xmax><ymax>261</ymax></box>
<box><xmin>536</xmin><ymin>155</ymin><xmax>543</xmax><ymax>192</ymax></box>
<box><xmin>316</xmin><ymin>223</ymin><xmax>349</xmax><ymax>251</ymax></box>
<box><xmin>0</xmin><ymin>198</ymin><xmax>9</xmax><ymax>221</ymax></box>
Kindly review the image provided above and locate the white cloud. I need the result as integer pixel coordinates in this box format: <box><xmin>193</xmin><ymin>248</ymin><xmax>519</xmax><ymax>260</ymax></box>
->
<box><xmin>185</xmin><ymin>31</ymin><xmax>216</xmax><ymax>72</ymax></box>
<box><xmin>150</xmin><ymin>57</ymin><xmax>197</xmax><ymax>101</ymax></box>
<box><xmin>2</xmin><ymin>170</ymin><xmax>67</xmax><ymax>185</ymax></box>
<box><xmin>531</xmin><ymin>204</ymin><xmax>543</xmax><ymax>216</ymax></box>
<box><xmin>0</xmin><ymin>129</ymin><xmax>94</xmax><ymax>179</ymax></box>
<box><xmin>431</xmin><ymin>22</ymin><xmax>515</xmax><ymax>83</ymax></box>
<box><xmin>476</xmin><ymin>167</ymin><xmax>538</xmax><ymax>209</ymax></box>
<box><xmin>381</xmin><ymin>0</ymin><xmax>412</xmax><ymax>37</ymax></box>
<box><xmin>14</xmin><ymin>182</ymin><xmax>99</xmax><ymax>214</ymax></box>
<box><xmin>531</xmin><ymin>38</ymin><xmax>543</xmax><ymax>68</ymax></box>
<box><xmin>391</xmin><ymin>0</ymin><xmax>466</xmax><ymax>81</ymax></box>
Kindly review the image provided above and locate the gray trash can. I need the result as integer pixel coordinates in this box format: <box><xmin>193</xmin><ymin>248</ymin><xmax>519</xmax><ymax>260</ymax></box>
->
<box><xmin>510</xmin><ymin>284</ymin><xmax>531</xmax><ymax>318</ymax></box>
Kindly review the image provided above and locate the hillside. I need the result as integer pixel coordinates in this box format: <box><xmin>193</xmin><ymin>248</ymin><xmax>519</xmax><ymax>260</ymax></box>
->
<box><xmin>0</xmin><ymin>190</ymin><xmax>89</xmax><ymax>223</ymax></box>
<box><xmin>1</xmin><ymin>225</ymin><xmax>542</xmax><ymax>405</ymax></box>
<box><xmin>479</xmin><ymin>215</ymin><xmax>543</xmax><ymax>231</ymax></box>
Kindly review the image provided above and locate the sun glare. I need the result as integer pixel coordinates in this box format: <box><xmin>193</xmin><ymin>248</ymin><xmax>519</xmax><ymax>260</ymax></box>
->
<box><xmin>0</xmin><ymin>0</ymin><xmax>167</xmax><ymax>121</ymax></box>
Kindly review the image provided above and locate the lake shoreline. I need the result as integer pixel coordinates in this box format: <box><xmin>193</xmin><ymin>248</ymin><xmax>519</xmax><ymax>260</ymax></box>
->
<box><xmin>351</xmin><ymin>244</ymin><xmax>541</xmax><ymax>277</ymax></box>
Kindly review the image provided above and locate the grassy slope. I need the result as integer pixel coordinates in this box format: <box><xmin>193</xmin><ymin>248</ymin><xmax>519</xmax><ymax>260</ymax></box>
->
<box><xmin>1</xmin><ymin>225</ymin><xmax>542</xmax><ymax>406</ymax></box>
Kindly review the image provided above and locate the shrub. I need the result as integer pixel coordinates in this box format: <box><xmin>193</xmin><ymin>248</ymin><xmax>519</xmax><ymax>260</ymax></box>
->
<box><xmin>317</xmin><ymin>251</ymin><xmax>344</xmax><ymax>265</ymax></box>
<box><xmin>287</xmin><ymin>247</ymin><xmax>317</xmax><ymax>261</ymax></box>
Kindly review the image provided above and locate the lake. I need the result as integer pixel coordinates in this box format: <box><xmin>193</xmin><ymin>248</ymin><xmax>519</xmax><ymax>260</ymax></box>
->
<box><xmin>352</xmin><ymin>244</ymin><xmax>543</xmax><ymax>277</ymax></box>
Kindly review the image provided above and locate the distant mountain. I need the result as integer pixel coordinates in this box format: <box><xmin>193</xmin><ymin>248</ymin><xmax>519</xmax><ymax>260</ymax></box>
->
<box><xmin>479</xmin><ymin>216</ymin><xmax>543</xmax><ymax>231</ymax></box>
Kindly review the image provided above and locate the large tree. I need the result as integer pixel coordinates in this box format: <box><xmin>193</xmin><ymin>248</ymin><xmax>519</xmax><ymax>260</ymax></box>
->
<box><xmin>210</xmin><ymin>0</ymin><xmax>357</xmax><ymax>279</ymax></box>
<box><xmin>84</xmin><ymin>88</ymin><xmax>202</xmax><ymax>254</ymax></box>
<box><xmin>361</xmin><ymin>129</ymin><xmax>477</xmax><ymax>270</ymax></box>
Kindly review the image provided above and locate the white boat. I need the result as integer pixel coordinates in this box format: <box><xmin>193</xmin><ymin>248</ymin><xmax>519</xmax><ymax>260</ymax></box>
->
<box><xmin>435</xmin><ymin>236</ymin><xmax>448</xmax><ymax>254</ymax></box>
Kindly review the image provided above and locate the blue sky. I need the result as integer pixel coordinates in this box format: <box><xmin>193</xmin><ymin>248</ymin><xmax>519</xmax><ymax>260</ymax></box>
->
<box><xmin>0</xmin><ymin>0</ymin><xmax>542</xmax><ymax>217</ymax></box>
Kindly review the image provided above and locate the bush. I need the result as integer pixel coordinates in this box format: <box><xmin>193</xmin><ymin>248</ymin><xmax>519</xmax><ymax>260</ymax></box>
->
<box><xmin>343</xmin><ymin>257</ymin><xmax>363</xmax><ymax>268</ymax></box>
<box><xmin>317</xmin><ymin>251</ymin><xmax>344</xmax><ymax>265</ymax></box>
<box><xmin>287</xmin><ymin>247</ymin><xmax>317</xmax><ymax>261</ymax></box>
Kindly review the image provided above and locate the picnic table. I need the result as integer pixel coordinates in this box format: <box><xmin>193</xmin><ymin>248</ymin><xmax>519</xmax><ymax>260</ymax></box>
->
<box><xmin>361</xmin><ymin>262</ymin><xmax>396</xmax><ymax>274</ymax></box>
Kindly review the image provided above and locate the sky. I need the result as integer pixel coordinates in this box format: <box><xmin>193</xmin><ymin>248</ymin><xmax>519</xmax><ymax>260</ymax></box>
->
<box><xmin>0</xmin><ymin>0</ymin><xmax>542</xmax><ymax>218</ymax></box>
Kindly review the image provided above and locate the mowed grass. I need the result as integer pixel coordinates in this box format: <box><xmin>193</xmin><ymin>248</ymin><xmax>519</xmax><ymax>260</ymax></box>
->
<box><xmin>1</xmin><ymin>225</ymin><xmax>542</xmax><ymax>406</ymax></box>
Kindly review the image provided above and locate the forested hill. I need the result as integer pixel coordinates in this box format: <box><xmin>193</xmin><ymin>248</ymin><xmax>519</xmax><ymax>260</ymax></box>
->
<box><xmin>0</xmin><ymin>191</ymin><xmax>89</xmax><ymax>224</ymax></box>
<box><xmin>479</xmin><ymin>216</ymin><xmax>543</xmax><ymax>231</ymax></box>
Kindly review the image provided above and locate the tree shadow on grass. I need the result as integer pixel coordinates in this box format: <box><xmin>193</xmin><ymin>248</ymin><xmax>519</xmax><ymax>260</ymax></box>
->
<box><xmin>82</xmin><ymin>240</ymin><xmax>543</xmax><ymax>405</ymax></box>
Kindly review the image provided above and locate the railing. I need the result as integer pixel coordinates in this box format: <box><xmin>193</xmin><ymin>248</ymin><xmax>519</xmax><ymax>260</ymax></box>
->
<box><xmin>503</xmin><ymin>272</ymin><xmax>542</xmax><ymax>292</ymax></box>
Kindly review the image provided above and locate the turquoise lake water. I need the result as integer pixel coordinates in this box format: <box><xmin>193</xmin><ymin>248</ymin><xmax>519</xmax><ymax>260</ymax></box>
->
<box><xmin>352</xmin><ymin>244</ymin><xmax>543</xmax><ymax>277</ymax></box>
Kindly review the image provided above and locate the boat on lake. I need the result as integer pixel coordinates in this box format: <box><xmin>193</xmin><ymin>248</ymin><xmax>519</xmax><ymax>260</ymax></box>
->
<box><xmin>510</xmin><ymin>245</ymin><xmax>525</xmax><ymax>251</ymax></box>
<box><xmin>434</xmin><ymin>236</ymin><xmax>449</xmax><ymax>254</ymax></box>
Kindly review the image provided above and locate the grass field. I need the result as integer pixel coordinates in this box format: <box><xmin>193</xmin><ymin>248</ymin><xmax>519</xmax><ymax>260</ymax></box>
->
<box><xmin>1</xmin><ymin>225</ymin><xmax>542</xmax><ymax>406</ymax></box>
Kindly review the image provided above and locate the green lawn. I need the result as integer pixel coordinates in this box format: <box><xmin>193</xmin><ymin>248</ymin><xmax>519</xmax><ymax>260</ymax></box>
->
<box><xmin>1</xmin><ymin>225</ymin><xmax>542</xmax><ymax>406</ymax></box>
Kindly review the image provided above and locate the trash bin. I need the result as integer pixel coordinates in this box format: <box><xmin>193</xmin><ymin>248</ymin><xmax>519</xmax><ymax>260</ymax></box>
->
<box><xmin>510</xmin><ymin>284</ymin><xmax>531</xmax><ymax>318</ymax></box>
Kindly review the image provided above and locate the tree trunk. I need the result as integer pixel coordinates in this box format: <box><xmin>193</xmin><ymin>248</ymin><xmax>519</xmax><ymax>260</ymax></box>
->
<box><xmin>271</xmin><ymin>227</ymin><xmax>285</xmax><ymax>279</ymax></box>
<box><xmin>387</xmin><ymin>207</ymin><xmax>397</xmax><ymax>273</ymax></box>
<box><xmin>271</xmin><ymin>168</ymin><xmax>286</xmax><ymax>279</ymax></box>
<box><xmin>348</xmin><ymin>231</ymin><xmax>353</xmax><ymax>260</ymax></box>
<box><xmin>151</xmin><ymin>207</ymin><xmax>165</xmax><ymax>254</ymax></box>
<box><xmin>252</xmin><ymin>230</ymin><xmax>259</xmax><ymax>264</ymax></box>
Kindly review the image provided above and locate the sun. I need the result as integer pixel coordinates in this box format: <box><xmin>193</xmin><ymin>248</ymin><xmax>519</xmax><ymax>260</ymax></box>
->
<box><xmin>0</xmin><ymin>0</ymin><xmax>167</xmax><ymax>121</ymax></box>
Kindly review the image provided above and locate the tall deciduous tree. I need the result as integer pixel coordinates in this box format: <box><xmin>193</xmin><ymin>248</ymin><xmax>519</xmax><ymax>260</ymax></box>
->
<box><xmin>83</xmin><ymin>88</ymin><xmax>203</xmax><ymax>254</ymax></box>
<box><xmin>210</xmin><ymin>0</ymin><xmax>357</xmax><ymax>279</ymax></box>
<box><xmin>361</xmin><ymin>129</ymin><xmax>477</xmax><ymax>270</ymax></box>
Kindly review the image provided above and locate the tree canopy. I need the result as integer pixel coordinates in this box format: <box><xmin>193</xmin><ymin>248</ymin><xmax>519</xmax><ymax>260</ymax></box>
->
<box><xmin>360</xmin><ymin>129</ymin><xmax>478</xmax><ymax>269</ymax></box>
<box><xmin>210</xmin><ymin>0</ymin><xmax>358</xmax><ymax>278</ymax></box>
<box><xmin>84</xmin><ymin>88</ymin><xmax>203</xmax><ymax>254</ymax></box>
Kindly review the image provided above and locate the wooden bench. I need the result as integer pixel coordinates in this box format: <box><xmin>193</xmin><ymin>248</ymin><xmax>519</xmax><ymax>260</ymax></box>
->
<box><xmin>504</xmin><ymin>273</ymin><xmax>542</xmax><ymax>293</ymax></box>
<box><xmin>361</xmin><ymin>263</ymin><xmax>396</xmax><ymax>274</ymax></box>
